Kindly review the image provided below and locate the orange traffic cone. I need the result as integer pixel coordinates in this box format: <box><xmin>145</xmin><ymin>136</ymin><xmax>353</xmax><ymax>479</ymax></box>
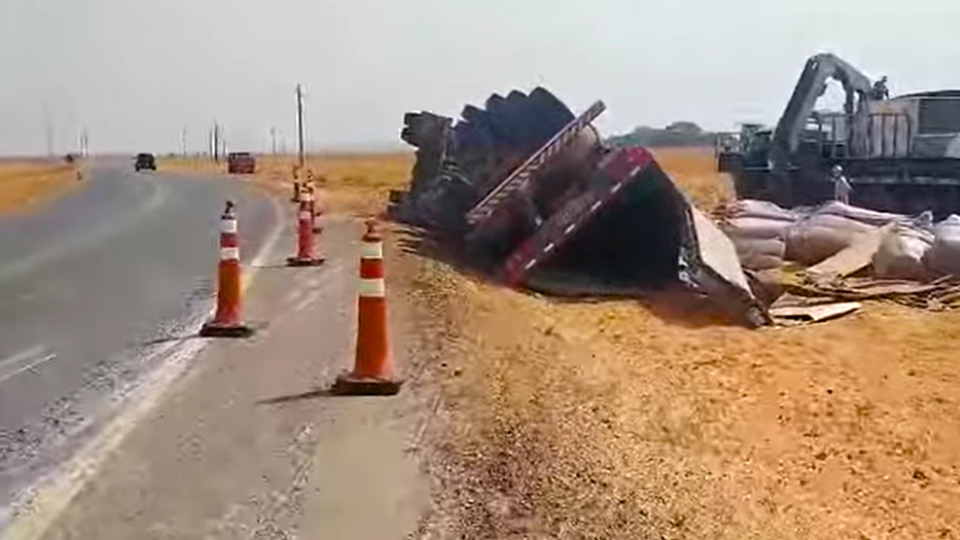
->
<box><xmin>332</xmin><ymin>219</ymin><xmax>402</xmax><ymax>395</ymax></box>
<box><xmin>311</xmin><ymin>192</ymin><xmax>324</xmax><ymax>235</ymax></box>
<box><xmin>200</xmin><ymin>201</ymin><xmax>254</xmax><ymax>338</ymax></box>
<box><xmin>286</xmin><ymin>198</ymin><xmax>324</xmax><ymax>266</ymax></box>
<box><xmin>304</xmin><ymin>186</ymin><xmax>323</xmax><ymax>234</ymax></box>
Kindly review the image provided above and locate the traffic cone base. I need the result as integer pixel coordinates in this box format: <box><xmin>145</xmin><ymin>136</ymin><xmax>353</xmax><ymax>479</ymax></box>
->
<box><xmin>286</xmin><ymin>255</ymin><xmax>325</xmax><ymax>267</ymax></box>
<box><xmin>199</xmin><ymin>321</ymin><xmax>254</xmax><ymax>338</ymax></box>
<box><xmin>331</xmin><ymin>373</ymin><xmax>402</xmax><ymax>396</ymax></box>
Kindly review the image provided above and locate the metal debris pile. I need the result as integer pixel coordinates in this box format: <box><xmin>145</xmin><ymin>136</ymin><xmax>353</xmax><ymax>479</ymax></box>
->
<box><xmin>389</xmin><ymin>86</ymin><xmax>960</xmax><ymax>327</ymax></box>
<box><xmin>391</xmin><ymin>88</ymin><xmax>768</xmax><ymax>327</ymax></box>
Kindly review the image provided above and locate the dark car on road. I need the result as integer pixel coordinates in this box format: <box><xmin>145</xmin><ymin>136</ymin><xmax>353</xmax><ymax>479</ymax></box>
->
<box><xmin>135</xmin><ymin>153</ymin><xmax>156</xmax><ymax>172</ymax></box>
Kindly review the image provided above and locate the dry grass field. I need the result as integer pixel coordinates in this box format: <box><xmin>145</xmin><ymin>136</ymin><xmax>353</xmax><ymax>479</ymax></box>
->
<box><xmin>159</xmin><ymin>153</ymin><xmax>414</xmax><ymax>215</ymax></box>
<box><xmin>393</xmin><ymin>147</ymin><xmax>958</xmax><ymax>540</ymax></box>
<box><xmin>165</xmin><ymin>147</ymin><xmax>960</xmax><ymax>538</ymax></box>
<box><xmin>0</xmin><ymin>159</ymin><xmax>81</xmax><ymax>215</ymax></box>
<box><xmin>652</xmin><ymin>147</ymin><xmax>736</xmax><ymax>207</ymax></box>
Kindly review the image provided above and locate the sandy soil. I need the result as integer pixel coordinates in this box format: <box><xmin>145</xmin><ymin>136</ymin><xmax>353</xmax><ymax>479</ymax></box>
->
<box><xmin>0</xmin><ymin>160</ymin><xmax>81</xmax><ymax>215</ymax></box>
<box><xmin>406</xmin><ymin>259</ymin><xmax>960</xmax><ymax>539</ymax></box>
<box><xmin>387</xmin><ymin>147</ymin><xmax>959</xmax><ymax>539</ymax></box>
<box><xmin>169</xmin><ymin>147</ymin><xmax>960</xmax><ymax>539</ymax></box>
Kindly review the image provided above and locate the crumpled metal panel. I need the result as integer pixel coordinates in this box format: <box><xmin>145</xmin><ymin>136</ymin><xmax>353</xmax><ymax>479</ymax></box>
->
<box><xmin>677</xmin><ymin>204</ymin><xmax>770</xmax><ymax>326</ymax></box>
<box><xmin>503</xmin><ymin>146</ymin><xmax>768</xmax><ymax>326</ymax></box>
<box><xmin>397</xmin><ymin>89</ymin><xmax>767</xmax><ymax>326</ymax></box>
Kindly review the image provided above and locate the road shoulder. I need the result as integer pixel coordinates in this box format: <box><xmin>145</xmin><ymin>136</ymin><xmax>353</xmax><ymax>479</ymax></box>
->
<box><xmin>24</xmin><ymin>215</ymin><xmax>429</xmax><ymax>540</ymax></box>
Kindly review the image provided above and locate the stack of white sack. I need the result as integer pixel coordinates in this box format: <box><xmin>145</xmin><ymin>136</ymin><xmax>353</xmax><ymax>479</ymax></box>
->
<box><xmin>925</xmin><ymin>215</ymin><xmax>960</xmax><ymax>276</ymax></box>
<box><xmin>873</xmin><ymin>223</ymin><xmax>935</xmax><ymax>280</ymax></box>
<box><xmin>716</xmin><ymin>200</ymin><xmax>798</xmax><ymax>270</ymax></box>
<box><xmin>785</xmin><ymin>202</ymin><xmax>913</xmax><ymax>266</ymax></box>
<box><xmin>815</xmin><ymin>201</ymin><xmax>909</xmax><ymax>227</ymax></box>
<box><xmin>715</xmin><ymin>199</ymin><xmax>953</xmax><ymax>273</ymax></box>
<box><xmin>785</xmin><ymin>214</ymin><xmax>879</xmax><ymax>265</ymax></box>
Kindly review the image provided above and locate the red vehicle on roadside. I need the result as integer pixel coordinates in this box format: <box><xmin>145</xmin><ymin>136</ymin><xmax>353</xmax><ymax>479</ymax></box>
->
<box><xmin>227</xmin><ymin>152</ymin><xmax>256</xmax><ymax>174</ymax></box>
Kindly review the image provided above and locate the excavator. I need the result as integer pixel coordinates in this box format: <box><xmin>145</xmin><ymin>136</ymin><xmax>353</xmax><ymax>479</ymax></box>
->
<box><xmin>719</xmin><ymin>53</ymin><xmax>960</xmax><ymax>217</ymax></box>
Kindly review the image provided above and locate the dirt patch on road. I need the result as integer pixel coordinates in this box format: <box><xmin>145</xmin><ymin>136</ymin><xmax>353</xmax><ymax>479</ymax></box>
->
<box><xmin>0</xmin><ymin>160</ymin><xmax>81</xmax><ymax>215</ymax></box>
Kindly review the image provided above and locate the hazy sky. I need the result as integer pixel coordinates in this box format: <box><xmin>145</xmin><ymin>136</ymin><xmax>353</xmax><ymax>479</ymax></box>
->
<box><xmin>2</xmin><ymin>0</ymin><xmax>960</xmax><ymax>155</ymax></box>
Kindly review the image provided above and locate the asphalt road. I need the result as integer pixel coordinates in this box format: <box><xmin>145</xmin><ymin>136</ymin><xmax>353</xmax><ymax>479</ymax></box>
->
<box><xmin>0</xmin><ymin>162</ymin><xmax>279</xmax><ymax>516</ymax></box>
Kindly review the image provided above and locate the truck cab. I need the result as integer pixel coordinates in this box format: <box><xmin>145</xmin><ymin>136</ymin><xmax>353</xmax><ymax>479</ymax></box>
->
<box><xmin>227</xmin><ymin>152</ymin><xmax>256</xmax><ymax>174</ymax></box>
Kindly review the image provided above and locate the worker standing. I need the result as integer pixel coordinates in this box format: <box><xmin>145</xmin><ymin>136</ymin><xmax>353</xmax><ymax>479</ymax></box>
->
<box><xmin>872</xmin><ymin>76</ymin><xmax>890</xmax><ymax>99</ymax></box>
<box><xmin>831</xmin><ymin>164</ymin><xmax>852</xmax><ymax>204</ymax></box>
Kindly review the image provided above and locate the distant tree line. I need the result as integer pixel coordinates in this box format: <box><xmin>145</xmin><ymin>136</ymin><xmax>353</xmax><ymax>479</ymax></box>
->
<box><xmin>606</xmin><ymin>121</ymin><xmax>718</xmax><ymax>148</ymax></box>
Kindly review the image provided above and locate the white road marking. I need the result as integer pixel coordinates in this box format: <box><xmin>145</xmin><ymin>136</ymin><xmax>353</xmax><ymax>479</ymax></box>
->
<box><xmin>0</xmin><ymin>345</ymin><xmax>57</xmax><ymax>383</ymax></box>
<box><xmin>0</xmin><ymin>190</ymin><xmax>286</xmax><ymax>540</ymax></box>
<box><xmin>289</xmin><ymin>261</ymin><xmax>345</xmax><ymax>314</ymax></box>
<box><xmin>291</xmin><ymin>292</ymin><xmax>320</xmax><ymax>313</ymax></box>
<box><xmin>290</xmin><ymin>285</ymin><xmax>329</xmax><ymax>313</ymax></box>
<box><xmin>0</xmin><ymin>346</ymin><xmax>45</xmax><ymax>371</ymax></box>
<box><xmin>283</xmin><ymin>289</ymin><xmax>301</xmax><ymax>305</ymax></box>
<box><xmin>244</xmin><ymin>196</ymin><xmax>285</xmax><ymax>284</ymax></box>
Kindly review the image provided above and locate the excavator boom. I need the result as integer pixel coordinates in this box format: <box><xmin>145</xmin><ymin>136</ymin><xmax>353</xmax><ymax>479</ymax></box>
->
<box><xmin>771</xmin><ymin>53</ymin><xmax>874</xmax><ymax>168</ymax></box>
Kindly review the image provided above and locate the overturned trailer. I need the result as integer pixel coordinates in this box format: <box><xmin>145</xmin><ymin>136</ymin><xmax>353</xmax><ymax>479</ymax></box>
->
<box><xmin>392</xmin><ymin>88</ymin><xmax>768</xmax><ymax>327</ymax></box>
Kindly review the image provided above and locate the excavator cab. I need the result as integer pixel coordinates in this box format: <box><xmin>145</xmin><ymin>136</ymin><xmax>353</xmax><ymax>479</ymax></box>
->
<box><xmin>717</xmin><ymin>123</ymin><xmax>770</xmax><ymax>174</ymax></box>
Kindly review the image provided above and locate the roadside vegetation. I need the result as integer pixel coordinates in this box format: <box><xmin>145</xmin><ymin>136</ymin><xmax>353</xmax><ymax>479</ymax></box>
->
<box><xmin>0</xmin><ymin>159</ymin><xmax>82</xmax><ymax>215</ymax></box>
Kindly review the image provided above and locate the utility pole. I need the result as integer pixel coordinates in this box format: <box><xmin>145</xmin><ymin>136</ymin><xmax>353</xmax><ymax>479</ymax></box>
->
<box><xmin>212</xmin><ymin>122</ymin><xmax>220</xmax><ymax>163</ymax></box>
<box><xmin>79</xmin><ymin>128</ymin><xmax>89</xmax><ymax>157</ymax></box>
<box><xmin>181</xmin><ymin>127</ymin><xmax>187</xmax><ymax>157</ymax></box>
<box><xmin>43</xmin><ymin>103</ymin><xmax>54</xmax><ymax>157</ymax></box>
<box><xmin>270</xmin><ymin>126</ymin><xmax>277</xmax><ymax>155</ymax></box>
<box><xmin>296</xmin><ymin>84</ymin><xmax>305</xmax><ymax>168</ymax></box>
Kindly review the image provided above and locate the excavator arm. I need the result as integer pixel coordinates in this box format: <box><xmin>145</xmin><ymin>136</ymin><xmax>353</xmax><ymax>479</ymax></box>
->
<box><xmin>770</xmin><ymin>53</ymin><xmax>874</xmax><ymax>169</ymax></box>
